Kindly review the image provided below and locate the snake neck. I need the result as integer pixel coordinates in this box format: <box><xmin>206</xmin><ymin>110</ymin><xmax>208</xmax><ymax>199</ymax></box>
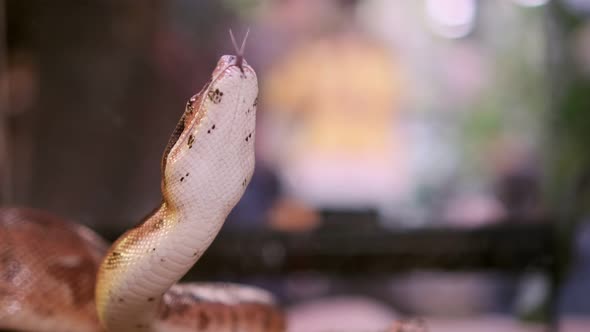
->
<box><xmin>96</xmin><ymin>145</ymin><xmax>253</xmax><ymax>331</ymax></box>
<box><xmin>95</xmin><ymin>197</ymin><xmax>230</xmax><ymax>331</ymax></box>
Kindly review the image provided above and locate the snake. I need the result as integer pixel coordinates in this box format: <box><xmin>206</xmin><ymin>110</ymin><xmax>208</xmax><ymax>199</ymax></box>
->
<box><xmin>0</xmin><ymin>31</ymin><xmax>285</xmax><ymax>332</ymax></box>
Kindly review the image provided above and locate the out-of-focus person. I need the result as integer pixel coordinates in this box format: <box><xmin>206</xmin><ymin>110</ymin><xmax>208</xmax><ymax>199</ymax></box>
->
<box><xmin>261</xmin><ymin>27</ymin><xmax>408</xmax><ymax>227</ymax></box>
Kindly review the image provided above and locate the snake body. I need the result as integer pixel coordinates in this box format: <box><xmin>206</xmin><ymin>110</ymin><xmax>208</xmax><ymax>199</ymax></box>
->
<box><xmin>1</xmin><ymin>50</ymin><xmax>285</xmax><ymax>331</ymax></box>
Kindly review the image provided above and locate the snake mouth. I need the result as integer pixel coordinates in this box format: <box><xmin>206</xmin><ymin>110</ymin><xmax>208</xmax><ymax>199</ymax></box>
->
<box><xmin>235</xmin><ymin>55</ymin><xmax>244</xmax><ymax>72</ymax></box>
<box><xmin>211</xmin><ymin>55</ymin><xmax>253</xmax><ymax>79</ymax></box>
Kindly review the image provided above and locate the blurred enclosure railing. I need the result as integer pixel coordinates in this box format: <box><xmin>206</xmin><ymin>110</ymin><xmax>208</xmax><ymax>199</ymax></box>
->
<box><xmin>101</xmin><ymin>215</ymin><xmax>555</xmax><ymax>278</ymax></box>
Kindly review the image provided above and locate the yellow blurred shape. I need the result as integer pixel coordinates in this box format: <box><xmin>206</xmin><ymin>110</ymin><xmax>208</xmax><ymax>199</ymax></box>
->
<box><xmin>265</xmin><ymin>36</ymin><xmax>402</xmax><ymax>156</ymax></box>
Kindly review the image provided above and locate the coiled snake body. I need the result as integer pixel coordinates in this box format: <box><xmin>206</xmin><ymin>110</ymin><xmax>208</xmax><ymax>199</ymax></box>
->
<box><xmin>0</xmin><ymin>43</ymin><xmax>285</xmax><ymax>332</ymax></box>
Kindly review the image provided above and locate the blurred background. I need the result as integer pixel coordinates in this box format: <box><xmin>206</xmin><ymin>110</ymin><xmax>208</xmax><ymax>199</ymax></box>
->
<box><xmin>2</xmin><ymin>0</ymin><xmax>590</xmax><ymax>331</ymax></box>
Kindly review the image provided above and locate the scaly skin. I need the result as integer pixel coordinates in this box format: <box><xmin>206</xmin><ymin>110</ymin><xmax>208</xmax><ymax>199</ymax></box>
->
<box><xmin>0</xmin><ymin>54</ymin><xmax>284</xmax><ymax>332</ymax></box>
<box><xmin>96</xmin><ymin>55</ymin><xmax>283</xmax><ymax>331</ymax></box>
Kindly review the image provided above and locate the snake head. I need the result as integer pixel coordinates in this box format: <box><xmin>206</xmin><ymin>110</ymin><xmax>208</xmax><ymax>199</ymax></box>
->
<box><xmin>160</xmin><ymin>51</ymin><xmax>258</xmax><ymax>210</ymax></box>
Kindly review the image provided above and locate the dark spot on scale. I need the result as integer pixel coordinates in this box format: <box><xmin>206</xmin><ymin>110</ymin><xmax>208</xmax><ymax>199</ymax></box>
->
<box><xmin>180</xmin><ymin>177</ymin><xmax>184</xmax><ymax>182</ymax></box>
<box><xmin>147</xmin><ymin>297</ymin><xmax>155</xmax><ymax>302</ymax></box>
<box><xmin>118</xmin><ymin>298</ymin><xmax>124</xmax><ymax>303</ymax></box>
<box><xmin>193</xmin><ymin>252</ymin><xmax>198</xmax><ymax>256</ymax></box>
<box><xmin>186</xmin><ymin>172</ymin><xmax>189</xmax><ymax>177</ymax></box>
<box><xmin>198</xmin><ymin>310</ymin><xmax>210</xmax><ymax>330</ymax></box>
<box><xmin>105</xmin><ymin>252</ymin><xmax>122</xmax><ymax>270</ymax></box>
<box><xmin>152</xmin><ymin>248</ymin><xmax>156</xmax><ymax>252</ymax></box>
<box><xmin>153</xmin><ymin>219</ymin><xmax>164</xmax><ymax>230</ymax></box>
<box><xmin>207</xmin><ymin>129</ymin><xmax>211</xmax><ymax>134</ymax></box>
<box><xmin>160</xmin><ymin>258</ymin><xmax>165</xmax><ymax>262</ymax></box>
<box><xmin>254</xmin><ymin>97</ymin><xmax>258</xmax><ymax>107</ymax></box>
<box><xmin>207</xmin><ymin>88</ymin><xmax>223</xmax><ymax>104</ymax></box>
<box><xmin>212</xmin><ymin>124</ymin><xmax>216</xmax><ymax>130</ymax></box>
<box><xmin>136</xmin><ymin>323</ymin><xmax>147</xmax><ymax>329</ymax></box>
<box><xmin>187</xmin><ymin>134</ymin><xmax>194</xmax><ymax>148</ymax></box>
